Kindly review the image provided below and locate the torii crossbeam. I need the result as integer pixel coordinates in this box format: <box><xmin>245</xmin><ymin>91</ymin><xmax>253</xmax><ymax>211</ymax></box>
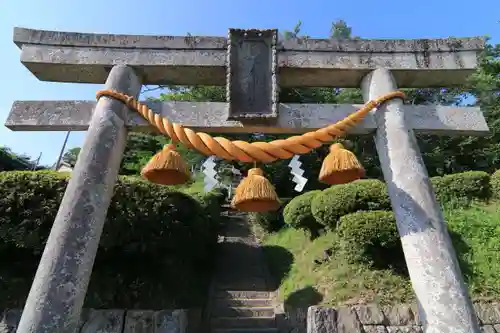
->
<box><xmin>6</xmin><ymin>27</ymin><xmax>487</xmax><ymax>333</ymax></box>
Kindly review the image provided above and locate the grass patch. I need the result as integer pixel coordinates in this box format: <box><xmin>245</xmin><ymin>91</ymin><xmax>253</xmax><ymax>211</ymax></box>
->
<box><xmin>262</xmin><ymin>202</ymin><xmax>500</xmax><ymax>307</ymax></box>
<box><xmin>445</xmin><ymin>203</ymin><xmax>500</xmax><ymax>300</ymax></box>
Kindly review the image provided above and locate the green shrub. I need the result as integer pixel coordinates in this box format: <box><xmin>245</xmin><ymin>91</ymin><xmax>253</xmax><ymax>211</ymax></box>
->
<box><xmin>0</xmin><ymin>170</ymin><xmax>221</xmax><ymax>308</ymax></box>
<box><xmin>183</xmin><ymin>186</ymin><xmax>226</xmax><ymax>227</ymax></box>
<box><xmin>249</xmin><ymin>198</ymin><xmax>291</xmax><ymax>233</ymax></box>
<box><xmin>311</xmin><ymin>179</ymin><xmax>391</xmax><ymax>229</ymax></box>
<box><xmin>431</xmin><ymin>171</ymin><xmax>491</xmax><ymax>205</ymax></box>
<box><xmin>338</xmin><ymin>211</ymin><xmax>403</xmax><ymax>269</ymax></box>
<box><xmin>490</xmin><ymin>170</ymin><xmax>500</xmax><ymax>199</ymax></box>
<box><xmin>0</xmin><ymin>171</ymin><xmax>219</xmax><ymax>256</ymax></box>
<box><xmin>283</xmin><ymin>190</ymin><xmax>322</xmax><ymax>235</ymax></box>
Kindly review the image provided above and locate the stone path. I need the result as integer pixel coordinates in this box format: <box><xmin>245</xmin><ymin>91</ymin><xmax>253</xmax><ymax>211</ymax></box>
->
<box><xmin>206</xmin><ymin>209</ymin><xmax>278</xmax><ymax>333</ymax></box>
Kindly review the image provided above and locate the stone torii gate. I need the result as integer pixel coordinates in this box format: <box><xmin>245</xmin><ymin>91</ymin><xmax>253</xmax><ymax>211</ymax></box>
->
<box><xmin>6</xmin><ymin>27</ymin><xmax>488</xmax><ymax>333</ymax></box>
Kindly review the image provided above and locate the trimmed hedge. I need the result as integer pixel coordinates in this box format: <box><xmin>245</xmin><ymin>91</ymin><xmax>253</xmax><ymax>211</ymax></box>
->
<box><xmin>431</xmin><ymin>171</ymin><xmax>490</xmax><ymax>205</ymax></box>
<box><xmin>311</xmin><ymin>179</ymin><xmax>391</xmax><ymax>229</ymax></box>
<box><xmin>490</xmin><ymin>170</ymin><xmax>500</xmax><ymax>199</ymax></box>
<box><xmin>0</xmin><ymin>171</ymin><xmax>220</xmax><ymax>255</ymax></box>
<box><xmin>0</xmin><ymin>170</ymin><xmax>221</xmax><ymax>308</ymax></box>
<box><xmin>338</xmin><ymin>211</ymin><xmax>398</xmax><ymax>249</ymax></box>
<box><xmin>338</xmin><ymin>211</ymin><xmax>403</xmax><ymax>268</ymax></box>
<box><xmin>283</xmin><ymin>190</ymin><xmax>322</xmax><ymax>235</ymax></box>
<box><xmin>281</xmin><ymin>170</ymin><xmax>492</xmax><ymax>234</ymax></box>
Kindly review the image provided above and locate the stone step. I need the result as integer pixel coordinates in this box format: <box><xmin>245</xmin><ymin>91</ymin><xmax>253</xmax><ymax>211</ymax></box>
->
<box><xmin>221</xmin><ymin>237</ymin><xmax>257</xmax><ymax>245</ymax></box>
<box><xmin>214</xmin><ymin>280</ymin><xmax>267</xmax><ymax>288</ymax></box>
<box><xmin>214</xmin><ymin>277</ymin><xmax>267</xmax><ymax>286</ymax></box>
<box><xmin>213</xmin><ymin>329</ymin><xmax>278</xmax><ymax>333</ymax></box>
<box><xmin>211</xmin><ymin>317</ymin><xmax>276</xmax><ymax>329</ymax></box>
<box><xmin>214</xmin><ymin>291</ymin><xmax>272</xmax><ymax>300</ymax></box>
<box><xmin>214</xmin><ymin>284</ymin><xmax>268</xmax><ymax>291</ymax></box>
<box><xmin>213</xmin><ymin>298</ymin><xmax>273</xmax><ymax>308</ymax></box>
<box><xmin>212</xmin><ymin>306</ymin><xmax>275</xmax><ymax>318</ymax></box>
<box><xmin>214</xmin><ymin>268</ymin><xmax>266</xmax><ymax>277</ymax></box>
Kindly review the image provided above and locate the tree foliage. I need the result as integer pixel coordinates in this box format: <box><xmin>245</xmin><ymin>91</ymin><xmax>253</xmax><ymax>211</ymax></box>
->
<box><xmin>62</xmin><ymin>147</ymin><xmax>81</xmax><ymax>167</ymax></box>
<box><xmin>0</xmin><ymin>147</ymin><xmax>41</xmax><ymax>171</ymax></box>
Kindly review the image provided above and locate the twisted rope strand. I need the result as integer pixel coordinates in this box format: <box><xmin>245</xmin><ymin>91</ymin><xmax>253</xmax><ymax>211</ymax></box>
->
<box><xmin>96</xmin><ymin>90</ymin><xmax>406</xmax><ymax>163</ymax></box>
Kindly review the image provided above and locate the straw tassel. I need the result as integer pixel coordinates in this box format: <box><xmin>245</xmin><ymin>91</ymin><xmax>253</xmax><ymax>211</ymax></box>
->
<box><xmin>231</xmin><ymin>168</ymin><xmax>280</xmax><ymax>213</ymax></box>
<box><xmin>318</xmin><ymin>143</ymin><xmax>365</xmax><ymax>185</ymax></box>
<box><xmin>141</xmin><ymin>143</ymin><xmax>190</xmax><ymax>185</ymax></box>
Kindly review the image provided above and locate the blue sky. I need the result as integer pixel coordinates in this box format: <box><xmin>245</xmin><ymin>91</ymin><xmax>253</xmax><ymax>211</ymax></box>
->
<box><xmin>0</xmin><ymin>0</ymin><xmax>498</xmax><ymax>166</ymax></box>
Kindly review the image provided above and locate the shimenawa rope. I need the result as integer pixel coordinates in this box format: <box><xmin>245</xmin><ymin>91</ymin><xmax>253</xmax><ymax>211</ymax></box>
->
<box><xmin>95</xmin><ymin>90</ymin><xmax>405</xmax><ymax>163</ymax></box>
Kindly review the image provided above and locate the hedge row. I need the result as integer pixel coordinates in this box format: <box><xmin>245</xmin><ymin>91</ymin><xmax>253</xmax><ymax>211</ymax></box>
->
<box><xmin>279</xmin><ymin>170</ymin><xmax>493</xmax><ymax>232</ymax></box>
<box><xmin>431</xmin><ymin>171</ymin><xmax>491</xmax><ymax>204</ymax></box>
<box><xmin>311</xmin><ymin>179</ymin><xmax>391</xmax><ymax>229</ymax></box>
<box><xmin>0</xmin><ymin>171</ymin><xmax>223</xmax><ymax>255</ymax></box>
<box><xmin>0</xmin><ymin>171</ymin><xmax>224</xmax><ymax>308</ymax></box>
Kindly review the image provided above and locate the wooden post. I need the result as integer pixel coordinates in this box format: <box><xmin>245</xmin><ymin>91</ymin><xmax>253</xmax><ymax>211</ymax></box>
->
<box><xmin>361</xmin><ymin>68</ymin><xmax>480</xmax><ymax>333</ymax></box>
<box><xmin>15</xmin><ymin>65</ymin><xmax>141</xmax><ymax>333</ymax></box>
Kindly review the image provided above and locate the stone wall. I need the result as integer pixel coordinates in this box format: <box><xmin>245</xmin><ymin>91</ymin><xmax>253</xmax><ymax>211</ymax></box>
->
<box><xmin>277</xmin><ymin>308</ymin><xmax>308</xmax><ymax>333</ymax></box>
<box><xmin>306</xmin><ymin>302</ymin><xmax>500</xmax><ymax>333</ymax></box>
<box><xmin>0</xmin><ymin>308</ymin><xmax>201</xmax><ymax>333</ymax></box>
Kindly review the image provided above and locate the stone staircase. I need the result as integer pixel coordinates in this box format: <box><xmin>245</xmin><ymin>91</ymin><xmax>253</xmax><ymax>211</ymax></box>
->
<box><xmin>206</xmin><ymin>210</ymin><xmax>278</xmax><ymax>333</ymax></box>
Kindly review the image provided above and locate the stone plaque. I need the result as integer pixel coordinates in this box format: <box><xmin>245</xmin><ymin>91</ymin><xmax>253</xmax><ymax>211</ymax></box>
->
<box><xmin>227</xmin><ymin>28</ymin><xmax>278</xmax><ymax>119</ymax></box>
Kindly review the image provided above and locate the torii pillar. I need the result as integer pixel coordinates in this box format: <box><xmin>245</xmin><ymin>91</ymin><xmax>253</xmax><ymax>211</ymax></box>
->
<box><xmin>7</xmin><ymin>27</ymin><xmax>487</xmax><ymax>333</ymax></box>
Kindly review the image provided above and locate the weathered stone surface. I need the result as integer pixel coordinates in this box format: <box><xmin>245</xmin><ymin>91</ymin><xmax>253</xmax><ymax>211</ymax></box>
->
<box><xmin>14</xmin><ymin>27</ymin><xmax>484</xmax><ymax>87</ymax></box>
<box><xmin>363</xmin><ymin>325</ymin><xmax>388</xmax><ymax>333</ymax></box>
<box><xmin>300</xmin><ymin>302</ymin><xmax>500</xmax><ymax>333</ymax></box>
<box><xmin>336</xmin><ymin>306</ymin><xmax>362</xmax><ymax>333</ymax></box>
<box><xmin>6</xmin><ymin>101</ymin><xmax>489</xmax><ymax>137</ymax></box>
<box><xmin>307</xmin><ymin>307</ymin><xmax>337</xmax><ymax>333</ymax></box>
<box><xmin>0</xmin><ymin>309</ymin><xmax>21</xmax><ymax>333</ymax></box>
<box><xmin>227</xmin><ymin>29</ymin><xmax>278</xmax><ymax>119</ymax></box>
<box><xmin>282</xmin><ymin>308</ymin><xmax>307</xmax><ymax>333</ymax></box>
<box><xmin>1</xmin><ymin>309</ymin><xmax>196</xmax><ymax>333</ymax></box>
<box><xmin>4</xmin><ymin>304</ymin><xmax>500</xmax><ymax>333</ymax></box>
<box><xmin>79</xmin><ymin>309</ymin><xmax>124</xmax><ymax>333</ymax></box>
<box><xmin>19</xmin><ymin>45</ymin><xmax>480</xmax><ymax>87</ymax></box>
<box><xmin>383</xmin><ymin>304</ymin><xmax>414</xmax><ymax>326</ymax></box>
<box><xmin>14</xmin><ymin>65</ymin><xmax>142</xmax><ymax>333</ymax></box>
<box><xmin>214</xmin><ymin>290</ymin><xmax>271</xmax><ymax>299</ymax></box>
<box><xmin>474</xmin><ymin>303</ymin><xmax>485</xmax><ymax>324</ymax></box>
<box><xmin>123</xmin><ymin>310</ymin><xmax>155</xmax><ymax>332</ymax></box>
<box><xmin>386</xmin><ymin>326</ymin><xmax>423</xmax><ymax>333</ymax></box>
<box><xmin>475</xmin><ymin>303</ymin><xmax>500</xmax><ymax>324</ymax></box>
<box><xmin>362</xmin><ymin>68</ymin><xmax>481</xmax><ymax>333</ymax></box>
<box><xmin>354</xmin><ymin>304</ymin><xmax>385</xmax><ymax>325</ymax></box>
<box><xmin>14</xmin><ymin>27</ymin><xmax>484</xmax><ymax>52</ymax></box>
<box><xmin>409</xmin><ymin>304</ymin><xmax>423</xmax><ymax>326</ymax></box>
<box><xmin>483</xmin><ymin>324</ymin><xmax>497</xmax><ymax>333</ymax></box>
<box><xmin>154</xmin><ymin>310</ymin><xmax>187</xmax><ymax>333</ymax></box>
